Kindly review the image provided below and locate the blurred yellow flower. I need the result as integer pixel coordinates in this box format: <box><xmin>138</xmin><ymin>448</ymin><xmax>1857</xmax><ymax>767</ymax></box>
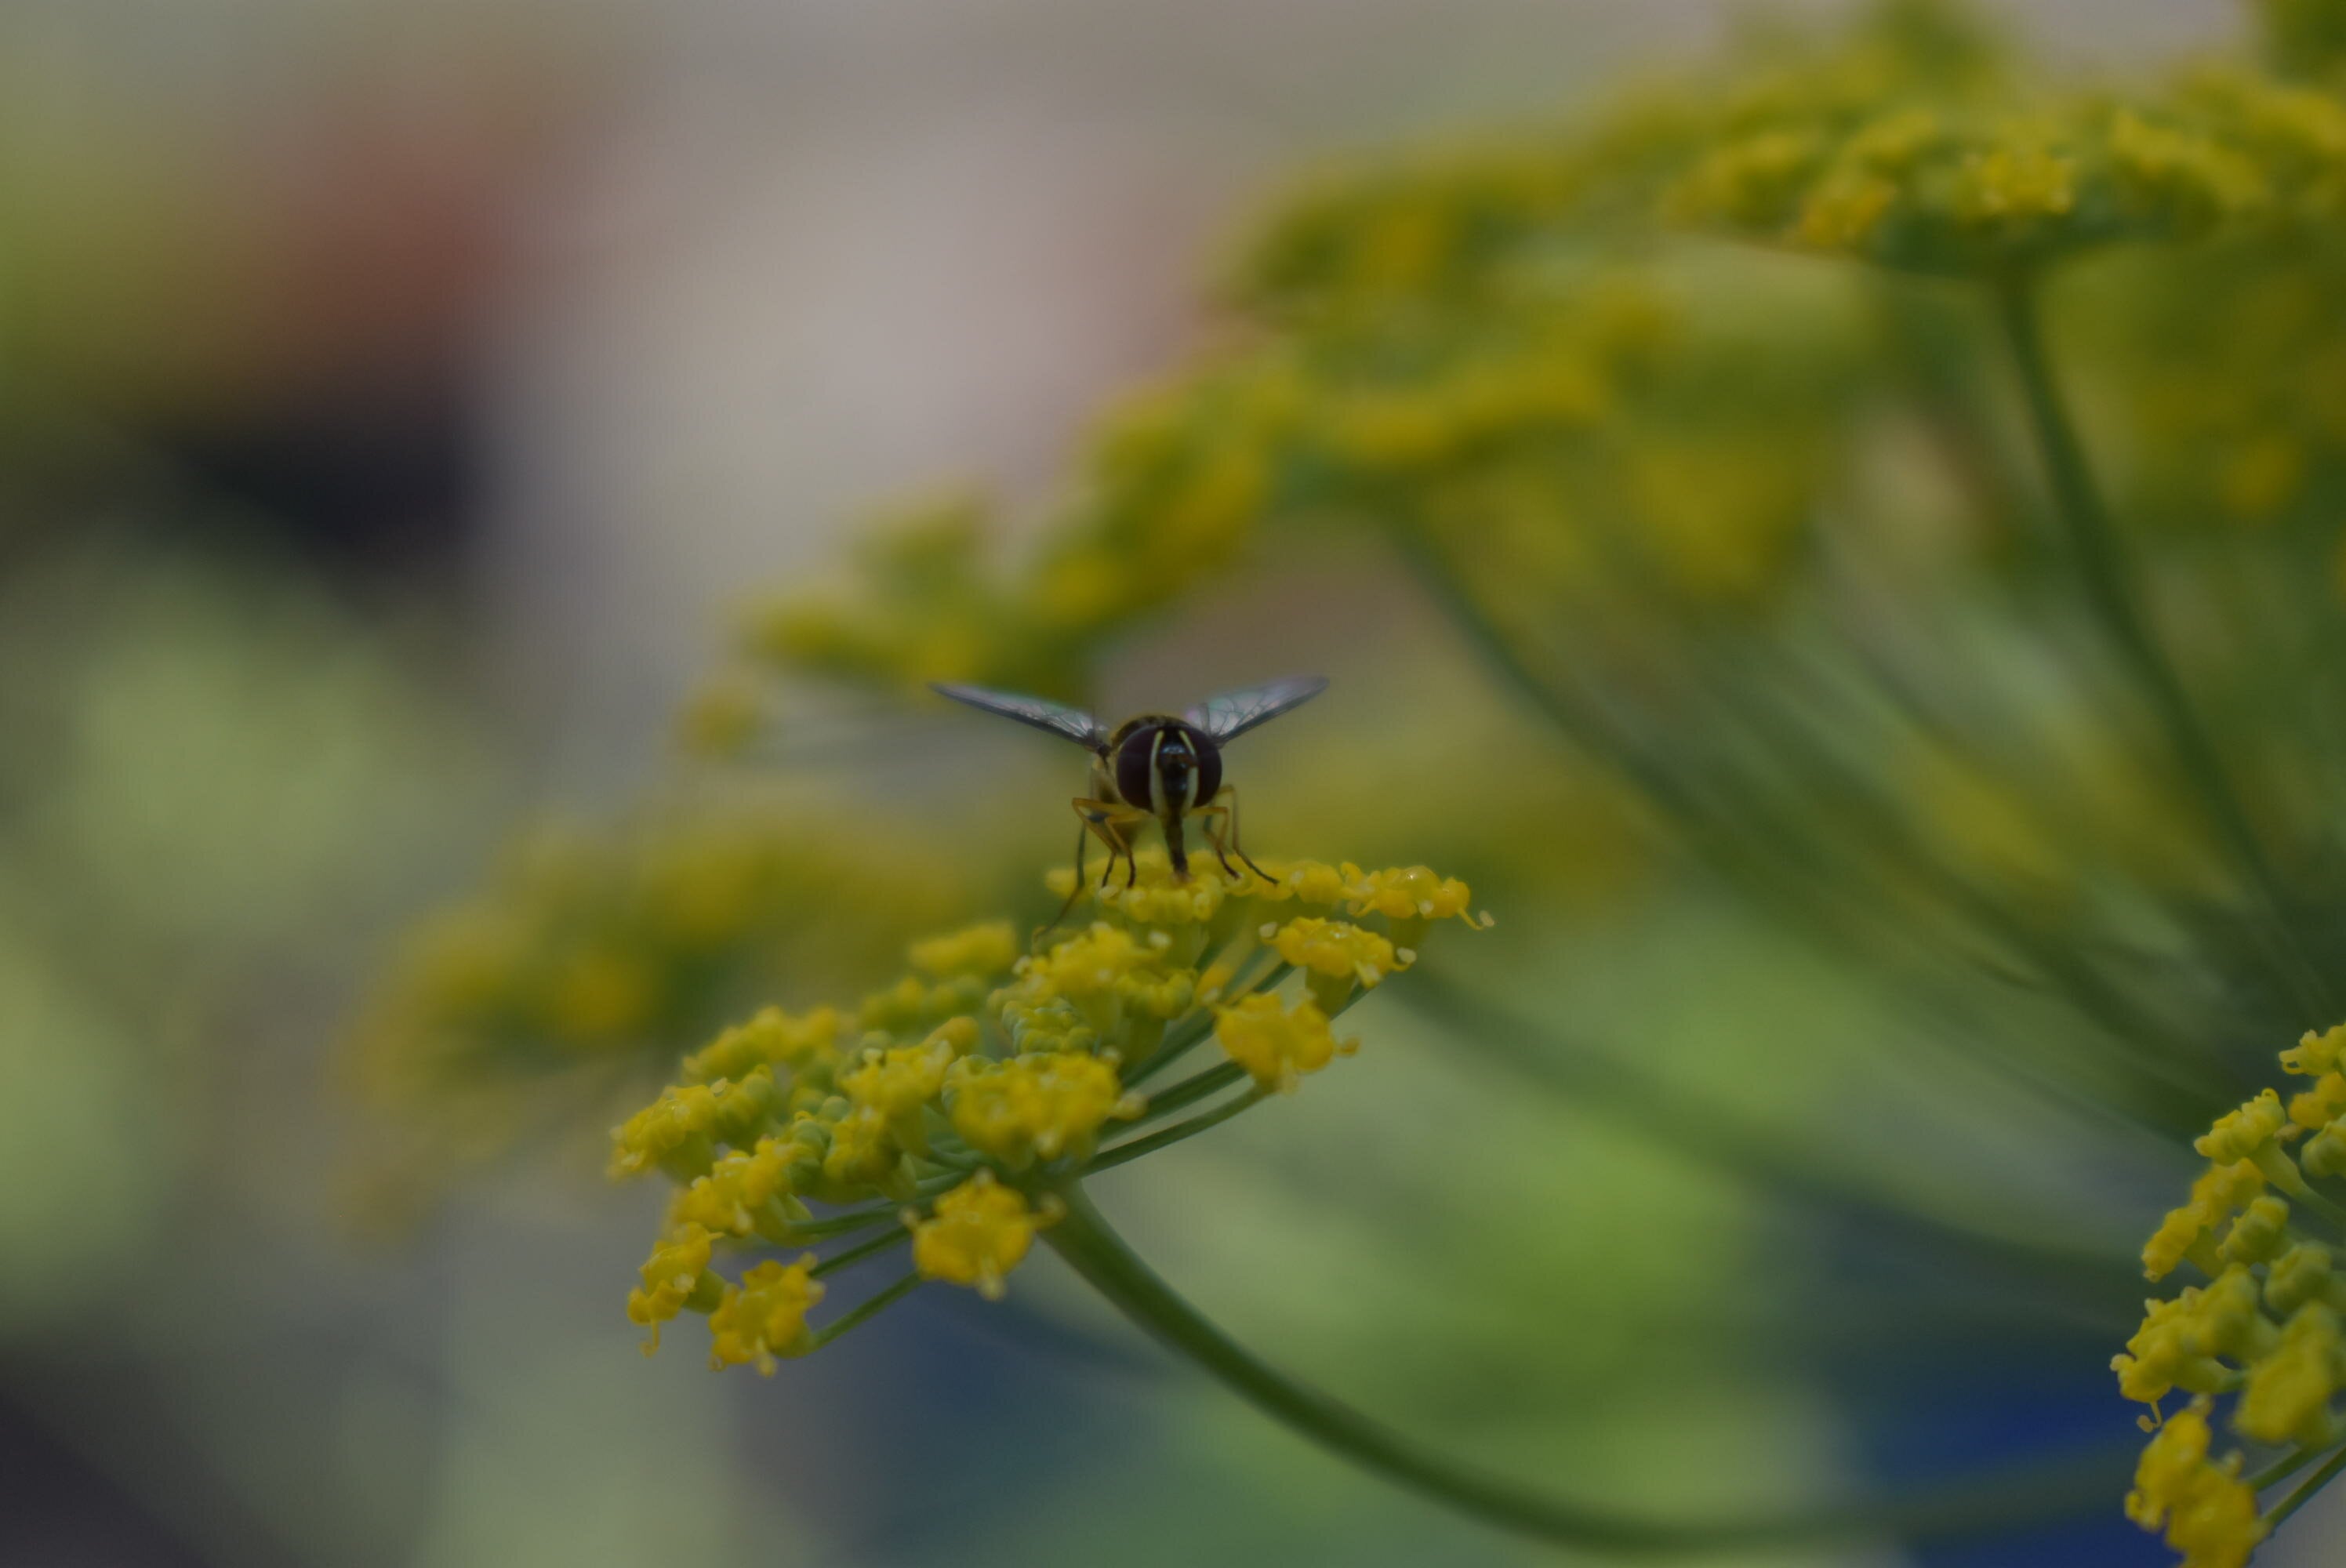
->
<box><xmin>911</xmin><ymin>1171</ymin><xmax>1047</xmax><ymax>1299</ymax></box>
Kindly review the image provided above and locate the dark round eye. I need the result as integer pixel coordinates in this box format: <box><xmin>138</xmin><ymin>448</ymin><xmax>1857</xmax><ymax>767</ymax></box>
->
<box><xmin>1193</xmin><ymin>735</ymin><xmax>1222</xmax><ymax>805</ymax></box>
<box><xmin>1115</xmin><ymin>727</ymin><xmax>1157</xmax><ymax>808</ymax></box>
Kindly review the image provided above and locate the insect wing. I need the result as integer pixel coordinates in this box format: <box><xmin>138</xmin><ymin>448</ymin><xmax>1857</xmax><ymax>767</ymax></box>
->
<box><xmin>930</xmin><ymin>683</ymin><xmax>1107</xmax><ymax>749</ymax></box>
<box><xmin>1186</xmin><ymin>675</ymin><xmax>1330</xmax><ymax>742</ymax></box>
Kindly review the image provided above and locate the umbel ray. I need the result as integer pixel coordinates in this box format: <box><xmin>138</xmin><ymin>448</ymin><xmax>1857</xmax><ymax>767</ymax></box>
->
<box><xmin>931</xmin><ymin>675</ymin><xmax>1328</xmax><ymax>927</ymax></box>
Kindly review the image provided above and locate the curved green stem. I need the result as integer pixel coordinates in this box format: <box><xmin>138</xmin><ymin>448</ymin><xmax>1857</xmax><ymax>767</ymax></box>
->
<box><xmin>1994</xmin><ymin>275</ymin><xmax>2332</xmax><ymax>1023</ymax></box>
<box><xmin>811</xmin><ymin>1272</ymin><xmax>921</xmax><ymax>1349</ymax></box>
<box><xmin>2248</xmin><ymin>1440</ymin><xmax>2335</xmax><ymax>1492</ymax></box>
<box><xmin>782</xmin><ymin>1172</ymin><xmax>964</xmax><ymax>1242</ymax></box>
<box><xmin>1087</xmin><ymin>1087</ymin><xmax>1269</xmax><ymax>1173</ymax></box>
<box><xmin>2263</xmin><ymin>1442</ymin><xmax>2346</xmax><ymax>1530</ymax></box>
<box><xmin>1044</xmin><ymin>1182</ymin><xmax>2127</xmax><ymax>1555</ymax></box>
<box><xmin>812</xmin><ymin>1226</ymin><xmax>911</xmax><ymax>1279</ymax></box>
<box><xmin>1130</xmin><ymin>1061</ymin><xmax>1248</xmax><ymax>1127</ymax></box>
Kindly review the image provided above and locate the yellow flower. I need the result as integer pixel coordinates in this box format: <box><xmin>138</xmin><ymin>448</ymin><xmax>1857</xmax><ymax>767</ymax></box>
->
<box><xmin>2144</xmin><ymin>1160</ymin><xmax>2264</xmax><ymax>1281</ymax></box>
<box><xmin>610</xmin><ymin>1083</ymin><xmax>724</xmax><ymax>1180</ymax></box>
<box><xmin>909</xmin><ymin>920</ymin><xmax>1021</xmax><ymax>979</ymax></box>
<box><xmin>2106</xmin><ymin>110</ymin><xmax>2268</xmax><ymax>234</ymax></box>
<box><xmin>707</xmin><ymin>1258</ymin><xmax>824</xmax><ymax>1374</ymax></box>
<box><xmin>2236</xmin><ymin>1302</ymin><xmax>2343</xmax><ymax>1446</ymax></box>
<box><xmin>2304</xmin><ymin>1119</ymin><xmax>2346</xmax><ymax>1179</ymax></box>
<box><xmin>840</xmin><ymin>1035</ymin><xmax>958</xmax><ymax>1123</ymax></box>
<box><xmin>2221</xmin><ymin>1195</ymin><xmax>2293</xmax><ymax>1266</ymax></box>
<box><xmin>1254</xmin><ymin>858</ymin><xmax>1356</xmax><ymax>908</ymax></box>
<box><xmin>685</xmin><ymin>1004</ymin><xmax>843</xmax><ymax>1083</ymax></box>
<box><xmin>1265</xmin><ymin>916</ymin><xmax>1404</xmax><ymax>1010</ymax></box>
<box><xmin>1019</xmin><ymin>924</ymin><xmax>1158</xmax><ymax>1002</ymax></box>
<box><xmin>2197</xmin><ymin>1090</ymin><xmax>2311</xmax><ymax>1197</ymax></box>
<box><xmin>626</xmin><ymin>1224</ymin><xmax>716</xmax><ymax>1351</ymax></box>
<box><xmin>2289</xmin><ymin>1071</ymin><xmax>2346</xmax><ymax>1131</ymax></box>
<box><xmin>2282</xmin><ymin>1023</ymin><xmax>2346</xmax><ymax>1077</ymax></box>
<box><xmin>673</xmin><ymin>1135</ymin><xmax>812</xmax><ymax>1238</ymax></box>
<box><xmin>820</xmin><ymin>1105</ymin><xmax>908</xmax><ymax>1196</ymax></box>
<box><xmin>547</xmin><ymin>946</ymin><xmax>659</xmax><ymax>1039</ymax></box>
<box><xmin>1345</xmin><ymin>864</ymin><xmax>1478</xmax><ymax>924</ymax></box>
<box><xmin>2124</xmin><ymin>1023</ymin><xmax>2346</xmax><ymax>1552</ymax></box>
<box><xmin>608</xmin><ymin>851</ymin><xmax>1484</xmax><ymax>1361</ymax></box>
<box><xmin>2123</xmin><ymin>1399</ymin><xmax>2266</xmax><ymax>1568</ymax></box>
<box><xmin>1795</xmin><ymin>169</ymin><xmax>1899</xmax><ymax>251</ymax></box>
<box><xmin>2266</xmin><ymin>1242</ymin><xmax>2341</xmax><ymax>1316</ymax></box>
<box><xmin>1951</xmin><ymin>142</ymin><xmax>2077</xmax><ymax>230</ymax></box>
<box><xmin>1215</xmin><ymin>993</ymin><xmax>1355</xmax><ymax>1092</ymax></box>
<box><xmin>947</xmin><ymin>1053</ymin><xmax>1142</xmax><ymax>1167</ymax></box>
<box><xmin>912</xmin><ymin>1171</ymin><xmax>1046</xmax><ymax>1299</ymax></box>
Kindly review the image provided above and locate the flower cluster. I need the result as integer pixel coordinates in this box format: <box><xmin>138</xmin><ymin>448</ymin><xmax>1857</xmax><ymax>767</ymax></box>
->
<box><xmin>348</xmin><ymin>801</ymin><xmax>969</xmax><ymax>1181</ymax></box>
<box><xmin>2115</xmin><ymin>1023</ymin><xmax>2346</xmax><ymax>1564</ymax></box>
<box><xmin>610</xmin><ymin>851</ymin><xmax>1486</xmax><ymax>1369</ymax></box>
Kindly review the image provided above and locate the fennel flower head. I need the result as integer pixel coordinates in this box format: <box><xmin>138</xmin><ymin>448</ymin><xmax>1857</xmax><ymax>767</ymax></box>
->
<box><xmin>611</xmin><ymin>848</ymin><xmax>1489</xmax><ymax>1367</ymax></box>
<box><xmin>2116</xmin><ymin>1023</ymin><xmax>2346</xmax><ymax>1566</ymax></box>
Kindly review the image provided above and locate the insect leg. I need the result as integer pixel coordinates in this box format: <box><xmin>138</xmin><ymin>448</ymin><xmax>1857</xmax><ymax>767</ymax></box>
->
<box><xmin>1072</xmin><ymin>797</ymin><xmax>1147</xmax><ymax>891</ymax></box>
<box><xmin>1193</xmin><ymin>803</ymin><xmax>1242</xmax><ymax>882</ymax></box>
<box><xmin>1037</xmin><ymin>812</ymin><xmax>1095</xmax><ymax>945</ymax></box>
<box><xmin>1217</xmin><ymin>786</ymin><xmax>1273</xmax><ymax>881</ymax></box>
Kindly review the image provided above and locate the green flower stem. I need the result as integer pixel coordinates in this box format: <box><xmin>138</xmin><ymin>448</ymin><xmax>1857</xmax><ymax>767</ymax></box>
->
<box><xmin>1994</xmin><ymin>275</ymin><xmax>2333</xmax><ymax>1023</ymax></box>
<box><xmin>1044</xmin><ymin>1182</ymin><xmax>2128</xmax><ymax>1555</ymax></box>
<box><xmin>782</xmin><ymin>1173</ymin><xmax>964</xmax><ymax>1241</ymax></box>
<box><xmin>1128</xmin><ymin>1061</ymin><xmax>1247</xmax><ymax>1127</ymax></box>
<box><xmin>811</xmin><ymin>1272</ymin><xmax>922</xmax><ymax>1349</ymax></box>
<box><xmin>2263</xmin><ymin>1441</ymin><xmax>2346</xmax><ymax>1530</ymax></box>
<box><xmin>1124</xmin><ymin>1014</ymin><xmax>1224</xmax><ymax>1088</ymax></box>
<box><xmin>2248</xmin><ymin>1441</ymin><xmax>2337</xmax><ymax>1492</ymax></box>
<box><xmin>812</xmin><ymin>1226</ymin><xmax>912</xmax><ymax>1279</ymax></box>
<box><xmin>1388</xmin><ymin>520</ymin><xmax>2166</xmax><ymax>1065</ymax></box>
<box><xmin>1086</xmin><ymin>1087</ymin><xmax>1270</xmax><ymax>1174</ymax></box>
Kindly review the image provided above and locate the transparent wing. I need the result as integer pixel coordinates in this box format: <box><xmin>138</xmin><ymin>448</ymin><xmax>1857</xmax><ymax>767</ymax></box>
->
<box><xmin>930</xmin><ymin>683</ymin><xmax>1106</xmax><ymax>749</ymax></box>
<box><xmin>1186</xmin><ymin>675</ymin><xmax>1330</xmax><ymax>742</ymax></box>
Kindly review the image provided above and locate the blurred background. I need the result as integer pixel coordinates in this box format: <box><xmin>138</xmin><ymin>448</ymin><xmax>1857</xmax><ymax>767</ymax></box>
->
<box><xmin>2</xmin><ymin>0</ymin><xmax>2331</xmax><ymax>1565</ymax></box>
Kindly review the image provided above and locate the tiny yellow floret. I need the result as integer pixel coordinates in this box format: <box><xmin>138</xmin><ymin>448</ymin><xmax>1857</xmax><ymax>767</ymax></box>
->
<box><xmin>948</xmin><ymin>1052</ymin><xmax>1141</xmax><ymax>1166</ymax></box>
<box><xmin>707</xmin><ymin>1258</ymin><xmax>824</xmax><ymax>1374</ymax></box>
<box><xmin>626</xmin><ymin>1224</ymin><xmax>715</xmax><ymax>1351</ymax></box>
<box><xmin>913</xmin><ymin>1171</ymin><xmax>1044</xmax><ymax>1299</ymax></box>
<box><xmin>2123</xmin><ymin>1399</ymin><xmax>2266</xmax><ymax>1568</ymax></box>
<box><xmin>1215</xmin><ymin>993</ymin><xmax>1356</xmax><ymax>1092</ymax></box>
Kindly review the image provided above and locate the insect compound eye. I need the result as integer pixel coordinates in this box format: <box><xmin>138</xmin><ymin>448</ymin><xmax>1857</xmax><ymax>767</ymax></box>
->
<box><xmin>1191</xmin><ymin>732</ymin><xmax>1223</xmax><ymax>807</ymax></box>
<box><xmin>1115</xmin><ymin>727</ymin><xmax>1158</xmax><ymax>809</ymax></box>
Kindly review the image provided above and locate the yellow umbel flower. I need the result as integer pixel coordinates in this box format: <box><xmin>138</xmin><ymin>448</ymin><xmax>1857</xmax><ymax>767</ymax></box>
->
<box><xmin>947</xmin><ymin>1053</ymin><xmax>1142</xmax><ymax>1167</ymax></box>
<box><xmin>909</xmin><ymin>920</ymin><xmax>1021</xmax><ymax>978</ymax></box>
<box><xmin>2144</xmin><ymin>1160</ymin><xmax>2267</xmax><ymax>1281</ymax></box>
<box><xmin>1266</xmin><ymin>916</ymin><xmax>1404</xmax><ymax>1011</ymax></box>
<box><xmin>821</xmin><ymin>1105</ymin><xmax>910</xmax><ymax>1196</ymax></box>
<box><xmin>626</xmin><ymin>1224</ymin><xmax>716</xmax><ymax>1351</ymax></box>
<box><xmin>2236</xmin><ymin>1303</ymin><xmax>2344</xmax><ymax>1447</ymax></box>
<box><xmin>708</xmin><ymin>1258</ymin><xmax>823</xmax><ymax>1374</ymax></box>
<box><xmin>673</xmin><ymin>1134</ymin><xmax>815</xmax><ymax>1239</ymax></box>
<box><xmin>685</xmin><ymin>1004</ymin><xmax>843</xmax><ymax>1083</ymax></box>
<box><xmin>2124</xmin><ymin>1399</ymin><xmax>2267</xmax><ymax>1568</ymax></box>
<box><xmin>840</xmin><ymin>1034</ymin><xmax>960</xmax><ymax>1123</ymax></box>
<box><xmin>610</xmin><ymin>1083</ymin><xmax>725</xmax><ymax>1180</ymax></box>
<box><xmin>2121</xmin><ymin>1020</ymin><xmax>2346</xmax><ymax>1556</ymax></box>
<box><xmin>1215</xmin><ymin>993</ymin><xmax>1356</xmax><ymax>1093</ymax></box>
<box><xmin>912</xmin><ymin>1171</ymin><xmax>1048</xmax><ymax>1299</ymax></box>
<box><xmin>607</xmin><ymin>848</ymin><xmax>1484</xmax><ymax>1370</ymax></box>
<box><xmin>2281</xmin><ymin>1024</ymin><xmax>2346</xmax><ymax>1078</ymax></box>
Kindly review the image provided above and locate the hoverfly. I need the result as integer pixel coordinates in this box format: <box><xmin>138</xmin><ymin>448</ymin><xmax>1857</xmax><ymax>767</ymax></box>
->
<box><xmin>931</xmin><ymin>675</ymin><xmax>1328</xmax><ymax>914</ymax></box>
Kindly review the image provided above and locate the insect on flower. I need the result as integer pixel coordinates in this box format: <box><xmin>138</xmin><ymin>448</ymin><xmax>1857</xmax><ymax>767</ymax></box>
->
<box><xmin>931</xmin><ymin>676</ymin><xmax>1328</xmax><ymax>913</ymax></box>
